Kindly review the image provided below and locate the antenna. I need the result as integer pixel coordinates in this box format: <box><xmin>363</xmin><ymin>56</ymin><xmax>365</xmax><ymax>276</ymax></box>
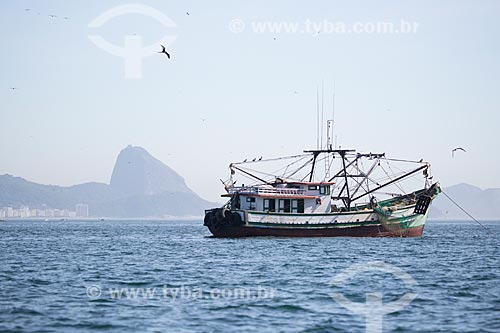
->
<box><xmin>324</xmin><ymin>82</ymin><xmax>335</xmax><ymax>178</ymax></box>
<box><xmin>316</xmin><ymin>86</ymin><xmax>319</xmax><ymax>149</ymax></box>
<box><xmin>332</xmin><ymin>82</ymin><xmax>335</xmax><ymax>149</ymax></box>
<box><xmin>321</xmin><ymin>80</ymin><xmax>324</xmax><ymax>149</ymax></box>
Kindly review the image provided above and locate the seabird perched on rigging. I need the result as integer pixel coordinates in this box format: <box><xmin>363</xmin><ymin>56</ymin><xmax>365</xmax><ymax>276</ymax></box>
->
<box><xmin>158</xmin><ymin>44</ymin><xmax>170</xmax><ymax>59</ymax></box>
<box><xmin>252</xmin><ymin>158</ymin><xmax>257</xmax><ymax>162</ymax></box>
<box><xmin>258</xmin><ymin>156</ymin><xmax>262</xmax><ymax>161</ymax></box>
<box><xmin>243</xmin><ymin>159</ymin><xmax>247</xmax><ymax>162</ymax></box>
<box><xmin>452</xmin><ymin>147</ymin><xmax>466</xmax><ymax>158</ymax></box>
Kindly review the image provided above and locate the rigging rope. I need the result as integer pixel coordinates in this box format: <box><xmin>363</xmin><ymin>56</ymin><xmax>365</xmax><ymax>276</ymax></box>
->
<box><xmin>232</xmin><ymin>153</ymin><xmax>310</xmax><ymax>165</ymax></box>
<box><xmin>234</xmin><ymin>155</ymin><xmax>312</xmax><ymax>183</ymax></box>
<box><xmin>384</xmin><ymin>161</ymin><xmax>407</xmax><ymax>195</ymax></box>
<box><xmin>379</xmin><ymin>162</ymin><xmax>407</xmax><ymax>194</ymax></box>
<box><xmin>441</xmin><ymin>190</ymin><xmax>492</xmax><ymax>234</ymax></box>
<box><xmin>280</xmin><ymin>155</ymin><xmax>311</xmax><ymax>178</ymax></box>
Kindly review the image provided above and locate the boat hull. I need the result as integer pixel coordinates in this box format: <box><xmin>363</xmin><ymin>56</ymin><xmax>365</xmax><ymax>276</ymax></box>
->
<box><xmin>207</xmin><ymin>224</ymin><xmax>425</xmax><ymax>238</ymax></box>
<box><xmin>205</xmin><ymin>208</ymin><xmax>429</xmax><ymax>238</ymax></box>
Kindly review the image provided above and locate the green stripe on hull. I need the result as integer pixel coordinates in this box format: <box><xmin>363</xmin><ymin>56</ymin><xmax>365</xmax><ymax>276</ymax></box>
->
<box><xmin>379</xmin><ymin>211</ymin><xmax>429</xmax><ymax>230</ymax></box>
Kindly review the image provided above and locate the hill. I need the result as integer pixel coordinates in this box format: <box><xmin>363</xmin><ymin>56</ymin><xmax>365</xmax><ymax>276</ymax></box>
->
<box><xmin>0</xmin><ymin>146</ymin><xmax>218</xmax><ymax>218</ymax></box>
<box><xmin>430</xmin><ymin>183</ymin><xmax>500</xmax><ymax>220</ymax></box>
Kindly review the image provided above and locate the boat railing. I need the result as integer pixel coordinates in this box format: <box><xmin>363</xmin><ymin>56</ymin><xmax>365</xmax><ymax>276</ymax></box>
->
<box><xmin>228</xmin><ymin>186</ymin><xmax>307</xmax><ymax>196</ymax></box>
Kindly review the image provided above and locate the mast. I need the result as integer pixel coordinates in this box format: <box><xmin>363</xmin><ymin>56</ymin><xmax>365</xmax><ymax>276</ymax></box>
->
<box><xmin>308</xmin><ymin>151</ymin><xmax>320</xmax><ymax>182</ymax></box>
<box><xmin>340</xmin><ymin>151</ymin><xmax>351</xmax><ymax>208</ymax></box>
<box><xmin>325</xmin><ymin>120</ymin><xmax>332</xmax><ymax>179</ymax></box>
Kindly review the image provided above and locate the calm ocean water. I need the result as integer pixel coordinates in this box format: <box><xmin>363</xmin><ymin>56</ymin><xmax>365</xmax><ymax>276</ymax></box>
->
<box><xmin>0</xmin><ymin>220</ymin><xmax>499</xmax><ymax>333</ymax></box>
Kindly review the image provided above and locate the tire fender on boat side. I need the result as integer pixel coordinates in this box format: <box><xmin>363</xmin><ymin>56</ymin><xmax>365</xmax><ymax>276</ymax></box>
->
<box><xmin>230</xmin><ymin>212</ymin><xmax>243</xmax><ymax>226</ymax></box>
<box><xmin>216</xmin><ymin>208</ymin><xmax>229</xmax><ymax>220</ymax></box>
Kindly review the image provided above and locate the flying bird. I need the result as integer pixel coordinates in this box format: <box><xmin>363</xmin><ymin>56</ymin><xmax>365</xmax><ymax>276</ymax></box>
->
<box><xmin>48</xmin><ymin>14</ymin><xmax>57</xmax><ymax>18</ymax></box>
<box><xmin>452</xmin><ymin>147</ymin><xmax>466</xmax><ymax>158</ymax></box>
<box><xmin>9</xmin><ymin>87</ymin><xmax>18</xmax><ymax>91</ymax></box>
<box><xmin>186</xmin><ymin>12</ymin><xmax>190</xmax><ymax>15</ymax></box>
<box><xmin>158</xmin><ymin>44</ymin><xmax>170</xmax><ymax>59</ymax></box>
<box><xmin>25</xmin><ymin>8</ymin><xmax>30</xmax><ymax>11</ymax></box>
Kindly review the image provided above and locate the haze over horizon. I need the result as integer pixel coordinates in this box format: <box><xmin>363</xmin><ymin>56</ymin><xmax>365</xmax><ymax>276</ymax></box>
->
<box><xmin>1</xmin><ymin>0</ymin><xmax>499</xmax><ymax>202</ymax></box>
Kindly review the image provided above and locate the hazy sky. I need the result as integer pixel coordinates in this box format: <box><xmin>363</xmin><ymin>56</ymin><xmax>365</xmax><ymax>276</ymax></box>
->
<box><xmin>1</xmin><ymin>0</ymin><xmax>499</xmax><ymax>202</ymax></box>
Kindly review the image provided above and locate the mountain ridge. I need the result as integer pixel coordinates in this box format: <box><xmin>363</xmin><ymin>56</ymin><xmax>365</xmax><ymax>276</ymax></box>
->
<box><xmin>429</xmin><ymin>183</ymin><xmax>500</xmax><ymax>220</ymax></box>
<box><xmin>0</xmin><ymin>146</ymin><xmax>218</xmax><ymax>217</ymax></box>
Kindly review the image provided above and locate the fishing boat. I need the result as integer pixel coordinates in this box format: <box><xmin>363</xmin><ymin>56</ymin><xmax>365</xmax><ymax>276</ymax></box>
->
<box><xmin>204</xmin><ymin>146</ymin><xmax>440</xmax><ymax>238</ymax></box>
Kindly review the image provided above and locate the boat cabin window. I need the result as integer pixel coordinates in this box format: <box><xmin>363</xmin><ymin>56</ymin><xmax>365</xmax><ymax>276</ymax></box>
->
<box><xmin>263</xmin><ymin>199</ymin><xmax>276</xmax><ymax>212</ymax></box>
<box><xmin>292</xmin><ymin>199</ymin><xmax>304</xmax><ymax>213</ymax></box>
<box><xmin>246</xmin><ymin>197</ymin><xmax>256</xmax><ymax>210</ymax></box>
<box><xmin>278</xmin><ymin>199</ymin><xmax>289</xmax><ymax>213</ymax></box>
<box><xmin>308</xmin><ymin>185</ymin><xmax>318</xmax><ymax>190</ymax></box>
<box><xmin>319</xmin><ymin>185</ymin><xmax>330</xmax><ymax>195</ymax></box>
<box><xmin>278</xmin><ymin>199</ymin><xmax>304</xmax><ymax>213</ymax></box>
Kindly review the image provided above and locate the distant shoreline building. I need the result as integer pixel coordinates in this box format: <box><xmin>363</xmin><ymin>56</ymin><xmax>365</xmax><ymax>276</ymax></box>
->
<box><xmin>0</xmin><ymin>204</ymin><xmax>88</xmax><ymax>219</ymax></box>
<box><xmin>75</xmin><ymin>204</ymin><xmax>90</xmax><ymax>217</ymax></box>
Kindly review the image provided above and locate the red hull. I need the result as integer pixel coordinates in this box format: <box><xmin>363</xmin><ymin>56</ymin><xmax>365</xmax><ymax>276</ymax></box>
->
<box><xmin>208</xmin><ymin>224</ymin><xmax>425</xmax><ymax>238</ymax></box>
